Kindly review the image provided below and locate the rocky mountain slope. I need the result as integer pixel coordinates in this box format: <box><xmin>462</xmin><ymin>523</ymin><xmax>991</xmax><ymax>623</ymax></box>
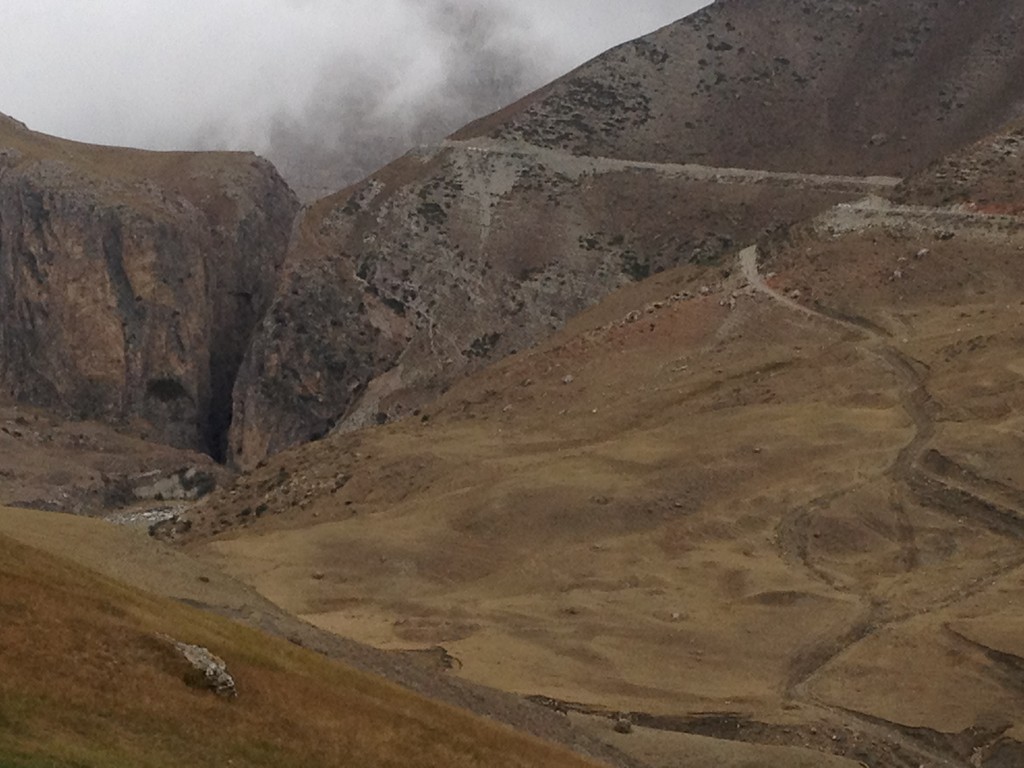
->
<box><xmin>0</xmin><ymin>113</ymin><xmax>297</xmax><ymax>461</ymax></box>
<box><xmin>230</xmin><ymin>0</ymin><xmax>1024</xmax><ymax>467</ymax></box>
<box><xmin>895</xmin><ymin>117</ymin><xmax>1024</xmax><ymax>212</ymax></box>
<box><xmin>228</xmin><ymin>143</ymin><xmax>867</xmax><ymax>466</ymax></box>
<box><xmin>6</xmin><ymin>0</ymin><xmax>1023</xmax><ymax>471</ymax></box>
<box><xmin>461</xmin><ymin>0</ymin><xmax>1024</xmax><ymax>176</ymax></box>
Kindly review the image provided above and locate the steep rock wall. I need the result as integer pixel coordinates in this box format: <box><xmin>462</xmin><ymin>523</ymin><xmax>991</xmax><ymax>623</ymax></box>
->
<box><xmin>0</xmin><ymin>114</ymin><xmax>298</xmax><ymax>458</ymax></box>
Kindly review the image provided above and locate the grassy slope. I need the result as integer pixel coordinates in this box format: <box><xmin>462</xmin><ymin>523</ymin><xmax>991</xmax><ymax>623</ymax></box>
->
<box><xmin>0</xmin><ymin>519</ymin><xmax>600</xmax><ymax>768</ymax></box>
<box><xmin>188</xmin><ymin>263</ymin><xmax>897</xmax><ymax>716</ymax></box>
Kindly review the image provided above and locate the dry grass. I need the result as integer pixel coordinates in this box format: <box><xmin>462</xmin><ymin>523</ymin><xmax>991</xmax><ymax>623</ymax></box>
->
<box><xmin>0</xmin><ymin>526</ymin><xmax>601</xmax><ymax>768</ymax></box>
<box><xmin>187</xmin><ymin>266</ymin><xmax>903</xmax><ymax>719</ymax></box>
<box><xmin>182</xmin><ymin>215</ymin><xmax>1024</xmax><ymax>765</ymax></box>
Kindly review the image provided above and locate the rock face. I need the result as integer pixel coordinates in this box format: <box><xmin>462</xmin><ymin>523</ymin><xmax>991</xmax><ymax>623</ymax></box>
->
<box><xmin>228</xmin><ymin>0</ymin><xmax>1024</xmax><ymax>467</ymax></box>
<box><xmin>0</xmin><ymin>114</ymin><xmax>298</xmax><ymax>460</ymax></box>
<box><xmin>896</xmin><ymin>119</ymin><xmax>1024</xmax><ymax>211</ymax></box>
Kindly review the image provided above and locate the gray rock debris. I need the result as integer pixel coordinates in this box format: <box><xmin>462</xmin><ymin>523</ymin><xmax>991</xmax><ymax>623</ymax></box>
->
<box><xmin>132</xmin><ymin>467</ymin><xmax>217</xmax><ymax>502</ymax></box>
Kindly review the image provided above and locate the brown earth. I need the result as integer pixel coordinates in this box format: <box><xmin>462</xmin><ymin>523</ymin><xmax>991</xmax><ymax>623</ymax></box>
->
<box><xmin>0</xmin><ymin>504</ymin><xmax>646</xmax><ymax>767</ymax></box>
<box><xmin>2</xmin><ymin>502</ymin><xmax>868</xmax><ymax>767</ymax></box>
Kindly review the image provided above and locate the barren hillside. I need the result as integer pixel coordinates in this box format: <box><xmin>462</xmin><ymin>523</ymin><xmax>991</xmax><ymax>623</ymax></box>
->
<box><xmin>231</xmin><ymin>0</ymin><xmax>1024</xmax><ymax>467</ymax></box>
<box><xmin>896</xmin><ymin>118</ymin><xmax>1024</xmax><ymax>212</ymax></box>
<box><xmin>461</xmin><ymin>0</ymin><xmax>1024</xmax><ymax>176</ymax></box>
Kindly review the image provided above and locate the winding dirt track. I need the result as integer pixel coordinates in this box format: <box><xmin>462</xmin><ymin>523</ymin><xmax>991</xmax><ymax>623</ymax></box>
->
<box><xmin>416</xmin><ymin>138</ymin><xmax>1024</xmax><ymax>766</ymax></box>
<box><xmin>741</xmin><ymin>245</ymin><xmax>1024</xmax><ymax>768</ymax></box>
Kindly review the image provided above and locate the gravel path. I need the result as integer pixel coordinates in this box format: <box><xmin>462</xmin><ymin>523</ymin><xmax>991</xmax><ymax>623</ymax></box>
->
<box><xmin>438</xmin><ymin>139</ymin><xmax>903</xmax><ymax>194</ymax></box>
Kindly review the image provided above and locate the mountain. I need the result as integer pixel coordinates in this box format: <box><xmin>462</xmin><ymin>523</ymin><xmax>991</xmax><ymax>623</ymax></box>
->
<box><xmin>228</xmin><ymin>0</ymin><xmax>1024</xmax><ymax>467</ymax></box>
<box><xmin>8</xmin><ymin>1</ymin><xmax>1024</xmax><ymax>766</ymax></box>
<box><xmin>5</xmin><ymin>0</ymin><xmax>1023</xmax><ymax>470</ymax></box>
<box><xmin>0</xmin><ymin>113</ymin><xmax>297</xmax><ymax>461</ymax></box>
<box><xmin>161</xmin><ymin>2</ymin><xmax>1024</xmax><ymax>765</ymax></box>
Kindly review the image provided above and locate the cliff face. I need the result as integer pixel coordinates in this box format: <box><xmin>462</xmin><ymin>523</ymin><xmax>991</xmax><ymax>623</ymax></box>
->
<box><xmin>0</xmin><ymin>114</ymin><xmax>298</xmax><ymax>459</ymax></box>
<box><xmin>229</xmin><ymin>0</ymin><xmax>1024</xmax><ymax>467</ymax></box>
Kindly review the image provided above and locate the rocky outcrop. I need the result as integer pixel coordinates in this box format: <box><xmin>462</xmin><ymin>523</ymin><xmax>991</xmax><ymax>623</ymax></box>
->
<box><xmin>0</xmin><ymin>114</ymin><xmax>298</xmax><ymax>459</ymax></box>
<box><xmin>128</xmin><ymin>467</ymin><xmax>217</xmax><ymax>503</ymax></box>
<box><xmin>228</xmin><ymin>0</ymin><xmax>1024</xmax><ymax>467</ymax></box>
<box><xmin>169</xmin><ymin>638</ymin><xmax>238</xmax><ymax>698</ymax></box>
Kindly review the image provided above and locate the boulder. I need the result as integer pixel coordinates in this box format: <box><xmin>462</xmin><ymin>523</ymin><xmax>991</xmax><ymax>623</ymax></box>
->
<box><xmin>171</xmin><ymin>639</ymin><xmax>238</xmax><ymax>699</ymax></box>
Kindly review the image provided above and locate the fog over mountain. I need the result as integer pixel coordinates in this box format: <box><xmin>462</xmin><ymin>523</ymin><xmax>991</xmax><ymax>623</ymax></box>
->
<box><xmin>1</xmin><ymin>1</ymin><xmax>702</xmax><ymax>195</ymax></box>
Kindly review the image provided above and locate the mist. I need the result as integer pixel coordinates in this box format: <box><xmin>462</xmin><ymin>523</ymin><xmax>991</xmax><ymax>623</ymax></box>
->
<box><xmin>1</xmin><ymin>1</ymin><xmax>708</xmax><ymax>196</ymax></box>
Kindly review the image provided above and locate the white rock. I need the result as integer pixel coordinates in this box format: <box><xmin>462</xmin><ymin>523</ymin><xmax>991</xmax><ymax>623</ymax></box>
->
<box><xmin>172</xmin><ymin>640</ymin><xmax>238</xmax><ymax>699</ymax></box>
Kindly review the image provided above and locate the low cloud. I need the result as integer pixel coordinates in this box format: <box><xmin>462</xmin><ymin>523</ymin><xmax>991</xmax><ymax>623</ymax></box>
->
<box><xmin>0</xmin><ymin>1</ymin><xmax>702</xmax><ymax>195</ymax></box>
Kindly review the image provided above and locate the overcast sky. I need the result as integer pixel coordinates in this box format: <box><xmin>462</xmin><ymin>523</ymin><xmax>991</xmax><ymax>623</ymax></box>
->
<box><xmin>1</xmin><ymin>2</ymin><xmax>709</xmax><ymax>192</ymax></box>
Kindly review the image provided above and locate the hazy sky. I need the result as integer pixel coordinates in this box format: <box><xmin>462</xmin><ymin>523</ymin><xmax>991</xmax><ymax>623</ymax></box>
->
<box><xmin>1</xmin><ymin>2</ymin><xmax>709</xmax><ymax>192</ymax></box>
